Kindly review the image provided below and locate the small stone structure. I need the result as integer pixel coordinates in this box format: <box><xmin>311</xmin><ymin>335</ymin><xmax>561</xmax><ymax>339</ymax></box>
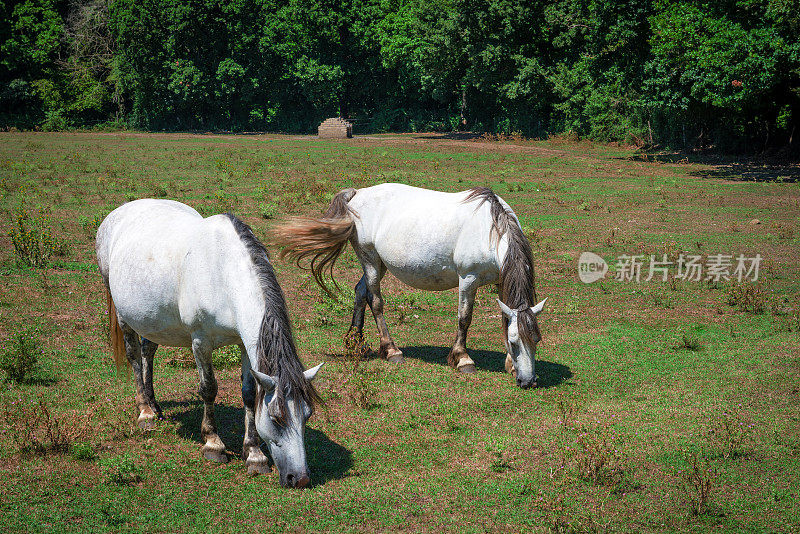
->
<box><xmin>318</xmin><ymin>117</ymin><xmax>353</xmax><ymax>138</ymax></box>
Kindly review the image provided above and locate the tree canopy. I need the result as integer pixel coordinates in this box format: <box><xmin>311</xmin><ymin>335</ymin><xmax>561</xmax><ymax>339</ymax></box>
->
<box><xmin>1</xmin><ymin>0</ymin><xmax>798</xmax><ymax>151</ymax></box>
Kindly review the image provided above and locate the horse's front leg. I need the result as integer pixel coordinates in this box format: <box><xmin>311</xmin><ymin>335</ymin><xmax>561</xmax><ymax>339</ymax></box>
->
<box><xmin>240</xmin><ymin>345</ymin><xmax>270</xmax><ymax>475</ymax></box>
<box><xmin>192</xmin><ymin>335</ymin><xmax>227</xmax><ymax>463</ymax></box>
<box><xmin>121</xmin><ymin>327</ymin><xmax>158</xmax><ymax>428</ymax></box>
<box><xmin>448</xmin><ymin>275</ymin><xmax>478</xmax><ymax>374</ymax></box>
<box><xmin>363</xmin><ymin>261</ymin><xmax>403</xmax><ymax>363</ymax></box>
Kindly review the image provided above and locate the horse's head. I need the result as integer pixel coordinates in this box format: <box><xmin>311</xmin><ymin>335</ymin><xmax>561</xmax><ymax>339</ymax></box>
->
<box><xmin>249</xmin><ymin>362</ymin><xmax>323</xmax><ymax>488</ymax></box>
<box><xmin>498</xmin><ymin>298</ymin><xmax>547</xmax><ymax>389</ymax></box>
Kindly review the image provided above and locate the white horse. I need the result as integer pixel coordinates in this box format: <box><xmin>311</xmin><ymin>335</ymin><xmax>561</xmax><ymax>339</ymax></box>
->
<box><xmin>96</xmin><ymin>199</ymin><xmax>323</xmax><ymax>488</ymax></box>
<box><xmin>274</xmin><ymin>183</ymin><xmax>546</xmax><ymax>388</ymax></box>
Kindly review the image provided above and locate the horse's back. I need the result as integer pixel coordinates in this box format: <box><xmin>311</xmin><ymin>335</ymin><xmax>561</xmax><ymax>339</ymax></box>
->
<box><xmin>348</xmin><ymin>184</ymin><xmax>504</xmax><ymax>289</ymax></box>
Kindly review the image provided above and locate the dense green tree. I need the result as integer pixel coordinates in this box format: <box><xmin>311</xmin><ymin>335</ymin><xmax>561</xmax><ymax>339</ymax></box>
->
<box><xmin>1</xmin><ymin>0</ymin><xmax>798</xmax><ymax>151</ymax></box>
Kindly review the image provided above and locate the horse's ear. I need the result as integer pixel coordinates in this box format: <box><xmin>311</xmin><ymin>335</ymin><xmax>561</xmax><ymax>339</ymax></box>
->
<box><xmin>497</xmin><ymin>299</ymin><xmax>516</xmax><ymax>318</ymax></box>
<box><xmin>530</xmin><ymin>297</ymin><xmax>548</xmax><ymax>316</ymax></box>
<box><xmin>250</xmin><ymin>368</ymin><xmax>276</xmax><ymax>394</ymax></box>
<box><xmin>303</xmin><ymin>362</ymin><xmax>324</xmax><ymax>382</ymax></box>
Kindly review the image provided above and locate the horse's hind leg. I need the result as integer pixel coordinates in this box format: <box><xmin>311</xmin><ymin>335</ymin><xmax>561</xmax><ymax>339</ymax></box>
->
<box><xmin>240</xmin><ymin>344</ymin><xmax>270</xmax><ymax>475</ymax></box>
<box><xmin>447</xmin><ymin>275</ymin><xmax>478</xmax><ymax>374</ymax></box>
<box><xmin>140</xmin><ymin>338</ymin><xmax>163</xmax><ymax>420</ymax></box>
<box><xmin>362</xmin><ymin>260</ymin><xmax>403</xmax><ymax>363</ymax></box>
<box><xmin>192</xmin><ymin>335</ymin><xmax>227</xmax><ymax>463</ymax></box>
<box><xmin>345</xmin><ymin>275</ymin><xmax>370</xmax><ymax>353</ymax></box>
<box><xmin>121</xmin><ymin>327</ymin><xmax>158</xmax><ymax>429</ymax></box>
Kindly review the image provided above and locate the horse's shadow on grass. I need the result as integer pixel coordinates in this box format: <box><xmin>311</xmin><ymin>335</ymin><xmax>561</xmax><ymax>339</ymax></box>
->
<box><xmin>160</xmin><ymin>400</ymin><xmax>352</xmax><ymax>486</ymax></box>
<box><xmin>402</xmin><ymin>345</ymin><xmax>572</xmax><ymax>388</ymax></box>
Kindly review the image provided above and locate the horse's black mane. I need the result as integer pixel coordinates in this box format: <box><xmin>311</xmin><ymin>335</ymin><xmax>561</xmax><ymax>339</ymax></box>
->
<box><xmin>463</xmin><ymin>188</ymin><xmax>541</xmax><ymax>344</ymax></box>
<box><xmin>224</xmin><ymin>214</ymin><xmax>320</xmax><ymax>419</ymax></box>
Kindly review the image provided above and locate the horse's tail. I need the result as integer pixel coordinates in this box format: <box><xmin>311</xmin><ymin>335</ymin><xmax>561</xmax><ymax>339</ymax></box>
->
<box><xmin>273</xmin><ymin>188</ymin><xmax>358</xmax><ymax>296</ymax></box>
<box><xmin>105</xmin><ymin>286</ymin><xmax>128</xmax><ymax>370</ymax></box>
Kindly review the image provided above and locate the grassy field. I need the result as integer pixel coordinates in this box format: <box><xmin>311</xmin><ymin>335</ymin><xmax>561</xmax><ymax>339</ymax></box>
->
<box><xmin>0</xmin><ymin>131</ymin><xmax>799</xmax><ymax>533</ymax></box>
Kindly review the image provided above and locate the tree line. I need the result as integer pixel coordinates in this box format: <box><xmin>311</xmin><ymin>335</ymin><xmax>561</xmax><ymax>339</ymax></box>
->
<box><xmin>2</xmin><ymin>0</ymin><xmax>799</xmax><ymax>152</ymax></box>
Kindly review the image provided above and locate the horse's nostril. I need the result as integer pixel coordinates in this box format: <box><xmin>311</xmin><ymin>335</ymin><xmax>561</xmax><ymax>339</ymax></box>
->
<box><xmin>287</xmin><ymin>474</ymin><xmax>296</xmax><ymax>487</ymax></box>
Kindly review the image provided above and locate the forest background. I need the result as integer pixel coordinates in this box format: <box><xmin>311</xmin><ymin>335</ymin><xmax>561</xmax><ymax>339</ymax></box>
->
<box><xmin>2</xmin><ymin>0</ymin><xmax>799</xmax><ymax>153</ymax></box>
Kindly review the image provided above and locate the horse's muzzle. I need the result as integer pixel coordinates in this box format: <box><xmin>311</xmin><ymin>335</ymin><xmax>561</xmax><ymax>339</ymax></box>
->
<box><xmin>283</xmin><ymin>471</ymin><xmax>310</xmax><ymax>488</ymax></box>
<box><xmin>517</xmin><ymin>377</ymin><xmax>537</xmax><ymax>389</ymax></box>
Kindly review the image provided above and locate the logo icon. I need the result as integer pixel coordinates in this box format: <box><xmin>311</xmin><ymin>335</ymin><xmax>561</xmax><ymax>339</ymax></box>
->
<box><xmin>578</xmin><ymin>252</ymin><xmax>608</xmax><ymax>283</ymax></box>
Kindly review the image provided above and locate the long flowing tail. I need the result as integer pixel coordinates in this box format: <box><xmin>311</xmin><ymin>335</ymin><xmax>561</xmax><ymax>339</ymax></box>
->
<box><xmin>272</xmin><ymin>188</ymin><xmax>358</xmax><ymax>296</ymax></box>
<box><xmin>105</xmin><ymin>286</ymin><xmax>128</xmax><ymax>370</ymax></box>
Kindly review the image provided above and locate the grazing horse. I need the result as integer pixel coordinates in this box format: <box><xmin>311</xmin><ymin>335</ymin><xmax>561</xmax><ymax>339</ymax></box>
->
<box><xmin>96</xmin><ymin>199</ymin><xmax>323</xmax><ymax>487</ymax></box>
<box><xmin>274</xmin><ymin>183</ymin><xmax>546</xmax><ymax>389</ymax></box>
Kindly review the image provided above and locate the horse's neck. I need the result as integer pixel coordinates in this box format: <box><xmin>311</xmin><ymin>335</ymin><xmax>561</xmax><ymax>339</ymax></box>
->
<box><xmin>494</xmin><ymin>233</ymin><xmax>511</xmax><ymax>280</ymax></box>
<box><xmin>230</xmin><ymin>276</ymin><xmax>267</xmax><ymax>368</ymax></box>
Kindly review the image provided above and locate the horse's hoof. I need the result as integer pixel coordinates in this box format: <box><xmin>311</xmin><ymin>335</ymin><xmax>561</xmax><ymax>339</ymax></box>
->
<box><xmin>137</xmin><ymin>416</ymin><xmax>157</xmax><ymax>430</ymax></box>
<box><xmin>458</xmin><ymin>364</ymin><xmax>476</xmax><ymax>374</ymax></box>
<box><xmin>246</xmin><ymin>462</ymin><xmax>272</xmax><ymax>476</ymax></box>
<box><xmin>387</xmin><ymin>352</ymin><xmax>404</xmax><ymax>364</ymax></box>
<box><xmin>203</xmin><ymin>448</ymin><xmax>228</xmax><ymax>463</ymax></box>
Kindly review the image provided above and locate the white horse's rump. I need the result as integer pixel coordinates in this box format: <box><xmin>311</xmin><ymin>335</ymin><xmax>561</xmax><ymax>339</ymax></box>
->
<box><xmin>275</xmin><ymin>183</ymin><xmax>546</xmax><ymax>388</ymax></box>
<box><xmin>96</xmin><ymin>199</ymin><xmax>322</xmax><ymax>487</ymax></box>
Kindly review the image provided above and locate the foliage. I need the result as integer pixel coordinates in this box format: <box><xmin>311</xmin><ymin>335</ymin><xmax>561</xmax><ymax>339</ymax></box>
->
<box><xmin>1</xmin><ymin>0</ymin><xmax>798</xmax><ymax>151</ymax></box>
<box><xmin>8</xmin><ymin>209</ymin><xmax>65</xmax><ymax>268</ymax></box>
<box><xmin>706</xmin><ymin>405</ymin><xmax>754</xmax><ymax>459</ymax></box>
<box><xmin>726</xmin><ymin>280</ymin><xmax>769</xmax><ymax>313</ymax></box>
<box><xmin>0</xmin><ymin>328</ymin><xmax>42</xmax><ymax>382</ymax></box>
<box><xmin>677</xmin><ymin>450</ymin><xmax>718</xmax><ymax>516</ymax></box>
<box><xmin>1</xmin><ymin>397</ymin><xmax>92</xmax><ymax>455</ymax></box>
<box><xmin>100</xmin><ymin>453</ymin><xmax>141</xmax><ymax>485</ymax></box>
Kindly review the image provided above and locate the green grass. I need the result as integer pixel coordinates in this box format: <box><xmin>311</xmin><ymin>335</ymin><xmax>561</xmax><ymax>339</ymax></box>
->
<box><xmin>0</xmin><ymin>132</ymin><xmax>799</xmax><ymax>532</ymax></box>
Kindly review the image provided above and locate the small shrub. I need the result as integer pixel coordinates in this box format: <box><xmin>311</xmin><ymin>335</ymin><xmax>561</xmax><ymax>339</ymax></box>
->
<box><xmin>564</xmin><ymin>422</ymin><xmax>624</xmax><ymax>486</ymax></box>
<box><xmin>70</xmin><ymin>442</ymin><xmax>97</xmax><ymax>461</ymax></box>
<box><xmin>212</xmin><ymin>344</ymin><xmax>240</xmax><ymax>369</ymax></box>
<box><xmin>8</xmin><ymin>210</ymin><xmax>66</xmax><ymax>268</ymax></box>
<box><xmin>342</xmin><ymin>333</ymin><xmax>377</xmax><ymax>410</ymax></box>
<box><xmin>259</xmin><ymin>201</ymin><xmax>278</xmax><ymax>219</ymax></box>
<box><xmin>673</xmin><ymin>331</ymin><xmax>703</xmax><ymax>352</ymax></box>
<box><xmin>677</xmin><ymin>451</ymin><xmax>717</xmax><ymax>516</ymax></box>
<box><xmin>0</xmin><ymin>328</ymin><xmax>43</xmax><ymax>382</ymax></box>
<box><xmin>726</xmin><ymin>280</ymin><xmax>769</xmax><ymax>314</ymax></box>
<box><xmin>100</xmin><ymin>453</ymin><xmax>141</xmax><ymax>485</ymax></box>
<box><xmin>649</xmin><ymin>289</ymin><xmax>674</xmax><ymax>309</ymax></box>
<box><xmin>391</xmin><ymin>293</ymin><xmax>419</xmax><ymax>325</ymax></box>
<box><xmin>490</xmin><ymin>451</ymin><xmax>512</xmax><ymax>473</ymax></box>
<box><xmin>1</xmin><ymin>397</ymin><xmax>91</xmax><ymax>455</ymax></box>
<box><xmin>556</xmin><ymin>397</ymin><xmax>585</xmax><ymax>431</ymax></box>
<box><xmin>706</xmin><ymin>405</ymin><xmax>754</xmax><ymax>459</ymax></box>
<box><xmin>344</xmin><ymin>329</ymin><xmax>370</xmax><ymax>359</ymax></box>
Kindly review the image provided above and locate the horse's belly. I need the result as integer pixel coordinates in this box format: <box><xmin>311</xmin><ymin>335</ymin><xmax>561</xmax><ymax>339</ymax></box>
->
<box><xmin>386</xmin><ymin>264</ymin><xmax>459</xmax><ymax>290</ymax></box>
<box><xmin>379</xmin><ymin>249</ymin><xmax>460</xmax><ymax>290</ymax></box>
<box><xmin>114</xmin><ymin>299</ymin><xmax>193</xmax><ymax>347</ymax></box>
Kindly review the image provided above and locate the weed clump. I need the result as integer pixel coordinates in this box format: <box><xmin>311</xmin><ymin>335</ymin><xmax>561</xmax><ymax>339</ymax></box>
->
<box><xmin>212</xmin><ymin>344</ymin><xmax>240</xmax><ymax>369</ymax></box>
<box><xmin>706</xmin><ymin>405</ymin><xmax>754</xmax><ymax>459</ymax></box>
<box><xmin>0</xmin><ymin>328</ymin><xmax>43</xmax><ymax>382</ymax></box>
<box><xmin>70</xmin><ymin>442</ymin><xmax>97</xmax><ymax>461</ymax></box>
<box><xmin>673</xmin><ymin>331</ymin><xmax>704</xmax><ymax>352</ymax></box>
<box><xmin>8</xmin><ymin>209</ymin><xmax>66</xmax><ymax>267</ymax></box>
<box><xmin>556</xmin><ymin>398</ymin><xmax>624</xmax><ymax>487</ymax></box>
<box><xmin>100</xmin><ymin>453</ymin><xmax>141</xmax><ymax>485</ymax></box>
<box><xmin>1</xmin><ymin>397</ymin><xmax>91</xmax><ymax>455</ymax></box>
<box><xmin>342</xmin><ymin>329</ymin><xmax>377</xmax><ymax>410</ymax></box>
<box><xmin>677</xmin><ymin>450</ymin><xmax>717</xmax><ymax>516</ymax></box>
<box><xmin>726</xmin><ymin>280</ymin><xmax>769</xmax><ymax>314</ymax></box>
